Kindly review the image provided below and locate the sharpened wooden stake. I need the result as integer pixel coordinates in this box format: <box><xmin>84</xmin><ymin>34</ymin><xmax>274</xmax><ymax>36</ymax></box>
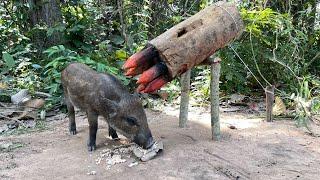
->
<box><xmin>265</xmin><ymin>85</ymin><xmax>275</xmax><ymax>122</ymax></box>
<box><xmin>179</xmin><ymin>69</ymin><xmax>191</xmax><ymax>128</ymax></box>
<box><xmin>211</xmin><ymin>57</ymin><xmax>221</xmax><ymax>140</ymax></box>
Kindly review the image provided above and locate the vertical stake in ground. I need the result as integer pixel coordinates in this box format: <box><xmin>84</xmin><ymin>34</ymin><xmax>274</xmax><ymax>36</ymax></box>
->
<box><xmin>211</xmin><ymin>57</ymin><xmax>221</xmax><ymax>140</ymax></box>
<box><xmin>265</xmin><ymin>85</ymin><xmax>275</xmax><ymax>122</ymax></box>
<box><xmin>179</xmin><ymin>69</ymin><xmax>191</xmax><ymax>128</ymax></box>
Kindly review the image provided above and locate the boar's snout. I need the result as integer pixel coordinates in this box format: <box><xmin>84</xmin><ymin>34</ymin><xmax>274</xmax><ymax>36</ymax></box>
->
<box><xmin>134</xmin><ymin>131</ymin><xmax>154</xmax><ymax>149</ymax></box>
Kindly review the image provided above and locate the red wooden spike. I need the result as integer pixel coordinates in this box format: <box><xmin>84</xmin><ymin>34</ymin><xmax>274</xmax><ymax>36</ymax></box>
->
<box><xmin>125</xmin><ymin>68</ymin><xmax>136</xmax><ymax>76</ymax></box>
<box><xmin>136</xmin><ymin>84</ymin><xmax>146</xmax><ymax>92</ymax></box>
<box><xmin>124</xmin><ymin>63</ymin><xmax>150</xmax><ymax>77</ymax></box>
<box><xmin>137</xmin><ymin>63</ymin><xmax>167</xmax><ymax>84</ymax></box>
<box><xmin>142</xmin><ymin>76</ymin><xmax>168</xmax><ymax>93</ymax></box>
<box><xmin>122</xmin><ymin>46</ymin><xmax>156</xmax><ymax>70</ymax></box>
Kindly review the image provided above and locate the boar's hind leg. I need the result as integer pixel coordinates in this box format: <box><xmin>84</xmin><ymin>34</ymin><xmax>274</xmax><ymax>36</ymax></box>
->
<box><xmin>108</xmin><ymin>126</ymin><xmax>119</xmax><ymax>140</ymax></box>
<box><xmin>65</xmin><ymin>97</ymin><xmax>76</xmax><ymax>135</ymax></box>
<box><xmin>87</xmin><ymin>110</ymin><xmax>98</xmax><ymax>151</ymax></box>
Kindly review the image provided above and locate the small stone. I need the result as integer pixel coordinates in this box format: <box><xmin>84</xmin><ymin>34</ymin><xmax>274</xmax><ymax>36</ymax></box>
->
<box><xmin>7</xmin><ymin>121</ymin><xmax>18</xmax><ymax>129</ymax></box>
<box><xmin>87</xmin><ymin>171</ymin><xmax>96</xmax><ymax>175</ymax></box>
<box><xmin>0</xmin><ymin>124</ymin><xmax>9</xmax><ymax>133</ymax></box>
<box><xmin>128</xmin><ymin>161</ymin><xmax>139</xmax><ymax>167</ymax></box>
<box><xmin>132</xmin><ymin>140</ymin><xmax>163</xmax><ymax>161</ymax></box>
<box><xmin>0</xmin><ymin>141</ymin><xmax>13</xmax><ymax>150</ymax></box>
<box><xmin>40</xmin><ymin>110</ymin><xmax>46</xmax><ymax>120</ymax></box>
<box><xmin>23</xmin><ymin>120</ymin><xmax>36</xmax><ymax>128</ymax></box>
<box><xmin>141</xmin><ymin>151</ymin><xmax>157</xmax><ymax>162</ymax></box>
<box><xmin>133</xmin><ymin>147</ymin><xmax>144</xmax><ymax>158</ymax></box>
<box><xmin>11</xmin><ymin>89</ymin><xmax>31</xmax><ymax>105</ymax></box>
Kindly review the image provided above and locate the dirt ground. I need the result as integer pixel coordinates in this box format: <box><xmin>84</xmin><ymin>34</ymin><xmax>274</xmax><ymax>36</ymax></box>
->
<box><xmin>1</xmin><ymin>106</ymin><xmax>320</xmax><ymax>180</ymax></box>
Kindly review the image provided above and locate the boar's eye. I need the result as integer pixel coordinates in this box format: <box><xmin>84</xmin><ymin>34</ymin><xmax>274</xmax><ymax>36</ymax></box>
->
<box><xmin>126</xmin><ymin>117</ymin><xmax>138</xmax><ymax>126</ymax></box>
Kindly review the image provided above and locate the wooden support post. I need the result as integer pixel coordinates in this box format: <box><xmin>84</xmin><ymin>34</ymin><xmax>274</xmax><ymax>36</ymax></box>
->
<box><xmin>265</xmin><ymin>85</ymin><xmax>275</xmax><ymax>122</ymax></box>
<box><xmin>210</xmin><ymin>57</ymin><xmax>221</xmax><ymax>140</ymax></box>
<box><xmin>179</xmin><ymin>69</ymin><xmax>191</xmax><ymax>128</ymax></box>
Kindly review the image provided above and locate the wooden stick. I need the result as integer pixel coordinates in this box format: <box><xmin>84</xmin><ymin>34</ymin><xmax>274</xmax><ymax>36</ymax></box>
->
<box><xmin>210</xmin><ymin>57</ymin><xmax>221</xmax><ymax>140</ymax></box>
<box><xmin>265</xmin><ymin>85</ymin><xmax>275</xmax><ymax>122</ymax></box>
<box><xmin>179</xmin><ymin>69</ymin><xmax>191</xmax><ymax>128</ymax></box>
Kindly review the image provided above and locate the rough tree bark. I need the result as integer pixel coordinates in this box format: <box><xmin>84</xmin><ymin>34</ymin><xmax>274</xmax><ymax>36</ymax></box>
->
<box><xmin>25</xmin><ymin>0</ymin><xmax>63</xmax><ymax>50</ymax></box>
<box><xmin>148</xmin><ymin>1</ymin><xmax>243</xmax><ymax>79</ymax></box>
<box><xmin>179</xmin><ymin>69</ymin><xmax>191</xmax><ymax>128</ymax></box>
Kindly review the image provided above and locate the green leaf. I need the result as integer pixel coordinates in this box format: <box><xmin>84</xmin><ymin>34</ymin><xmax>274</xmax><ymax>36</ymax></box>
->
<box><xmin>226</xmin><ymin>73</ymin><xmax>233</xmax><ymax>81</ymax></box>
<box><xmin>95</xmin><ymin>63</ymin><xmax>105</xmax><ymax>72</ymax></box>
<box><xmin>110</xmin><ymin>35</ymin><xmax>124</xmax><ymax>45</ymax></box>
<box><xmin>2</xmin><ymin>52</ymin><xmax>15</xmax><ymax>69</ymax></box>
<box><xmin>115</xmin><ymin>50</ymin><xmax>127</xmax><ymax>60</ymax></box>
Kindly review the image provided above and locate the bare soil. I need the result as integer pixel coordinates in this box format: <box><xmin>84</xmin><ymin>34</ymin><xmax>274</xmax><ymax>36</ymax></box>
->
<box><xmin>1</xmin><ymin>106</ymin><xmax>320</xmax><ymax>180</ymax></box>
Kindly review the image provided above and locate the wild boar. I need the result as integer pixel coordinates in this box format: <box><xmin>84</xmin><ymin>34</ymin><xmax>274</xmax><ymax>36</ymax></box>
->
<box><xmin>61</xmin><ymin>63</ymin><xmax>154</xmax><ymax>151</ymax></box>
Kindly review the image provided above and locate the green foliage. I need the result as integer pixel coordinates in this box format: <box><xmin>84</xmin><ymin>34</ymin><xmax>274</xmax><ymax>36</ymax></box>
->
<box><xmin>0</xmin><ymin>0</ymin><xmax>319</xmax><ymax>131</ymax></box>
<box><xmin>290</xmin><ymin>76</ymin><xmax>320</xmax><ymax>131</ymax></box>
<box><xmin>190</xmin><ymin>67</ymin><xmax>211</xmax><ymax>103</ymax></box>
<box><xmin>217</xmin><ymin>2</ymin><xmax>319</xmax><ymax>94</ymax></box>
<box><xmin>42</xmin><ymin>45</ymin><xmax>129</xmax><ymax>105</ymax></box>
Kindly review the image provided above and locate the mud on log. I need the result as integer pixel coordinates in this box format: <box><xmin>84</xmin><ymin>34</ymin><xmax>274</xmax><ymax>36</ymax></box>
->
<box><xmin>148</xmin><ymin>1</ymin><xmax>243</xmax><ymax>78</ymax></box>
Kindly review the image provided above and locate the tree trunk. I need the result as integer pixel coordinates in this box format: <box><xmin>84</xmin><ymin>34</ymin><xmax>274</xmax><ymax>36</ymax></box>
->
<box><xmin>26</xmin><ymin>0</ymin><xmax>63</xmax><ymax>50</ymax></box>
<box><xmin>179</xmin><ymin>69</ymin><xmax>191</xmax><ymax>128</ymax></box>
<box><xmin>148</xmin><ymin>0</ymin><xmax>157</xmax><ymax>39</ymax></box>
<box><xmin>117</xmin><ymin>0</ymin><xmax>128</xmax><ymax>47</ymax></box>
<box><xmin>148</xmin><ymin>1</ymin><xmax>244</xmax><ymax>78</ymax></box>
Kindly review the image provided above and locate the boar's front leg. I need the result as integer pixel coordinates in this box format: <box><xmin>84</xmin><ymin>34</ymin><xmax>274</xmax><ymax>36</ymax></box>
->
<box><xmin>108</xmin><ymin>126</ymin><xmax>119</xmax><ymax>140</ymax></box>
<box><xmin>87</xmin><ymin>110</ymin><xmax>98</xmax><ymax>151</ymax></box>
<box><xmin>65</xmin><ymin>96</ymin><xmax>77</xmax><ymax>135</ymax></box>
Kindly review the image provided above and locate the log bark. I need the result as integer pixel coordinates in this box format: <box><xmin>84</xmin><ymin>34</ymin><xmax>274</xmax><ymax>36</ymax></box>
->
<box><xmin>179</xmin><ymin>69</ymin><xmax>191</xmax><ymax>128</ymax></box>
<box><xmin>148</xmin><ymin>1</ymin><xmax>243</xmax><ymax>78</ymax></box>
<box><xmin>211</xmin><ymin>57</ymin><xmax>221</xmax><ymax>140</ymax></box>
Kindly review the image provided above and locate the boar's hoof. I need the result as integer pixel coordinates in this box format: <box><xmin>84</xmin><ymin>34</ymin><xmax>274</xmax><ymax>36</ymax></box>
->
<box><xmin>70</xmin><ymin>129</ymin><xmax>77</xmax><ymax>135</ymax></box>
<box><xmin>110</xmin><ymin>133</ymin><xmax>119</xmax><ymax>140</ymax></box>
<box><xmin>108</xmin><ymin>127</ymin><xmax>119</xmax><ymax>140</ymax></box>
<box><xmin>87</xmin><ymin>144</ymin><xmax>96</xmax><ymax>151</ymax></box>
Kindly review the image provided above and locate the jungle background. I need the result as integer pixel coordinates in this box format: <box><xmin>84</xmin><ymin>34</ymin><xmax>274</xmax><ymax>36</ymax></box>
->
<box><xmin>0</xmin><ymin>0</ymin><xmax>319</xmax><ymax>133</ymax></box>
<box><xmin>1</xmin><ymin>1</ymin><xmax>320</xmax><ymax>179</ymax></box>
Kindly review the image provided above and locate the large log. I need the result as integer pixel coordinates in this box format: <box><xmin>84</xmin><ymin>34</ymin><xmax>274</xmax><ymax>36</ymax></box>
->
<box><xmin>148</xmin><ymin>1</ymin><xmax>243</xmax><ymax>78</ymax></box>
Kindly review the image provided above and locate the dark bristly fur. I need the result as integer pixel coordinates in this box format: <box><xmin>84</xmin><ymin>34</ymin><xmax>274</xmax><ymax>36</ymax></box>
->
<box><xmin>61</xmin><ymin>63</ymin><xmax>154</xmax><ymax>151</ymax></box>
